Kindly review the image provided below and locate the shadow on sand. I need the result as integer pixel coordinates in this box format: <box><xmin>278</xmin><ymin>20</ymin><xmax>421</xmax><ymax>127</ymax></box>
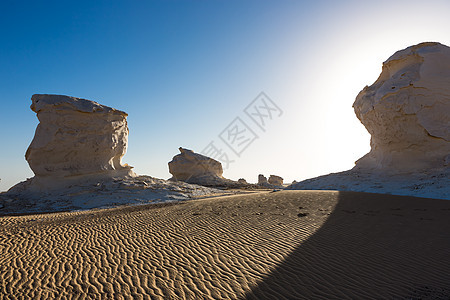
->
<box><xmin>245</xmin><ymin>191</ymin><xmax>450</xmax><ymax>299</ymax></box>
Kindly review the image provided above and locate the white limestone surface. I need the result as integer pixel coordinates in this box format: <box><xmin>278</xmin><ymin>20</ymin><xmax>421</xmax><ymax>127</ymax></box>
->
<box><xmin>286</xmin><ymin>169</ymin><xmax>450</xmax><ymax>200</ymax></box>
<box><xmin>353</xmin><ymin>42</ymin><xmax>450</xmax><ymax>172</ymax></box>
<box><xmin>26</xmin><ymin>94</ymin><xmax>133</xmax><ymax>178</ymax></box>
<box><xmin>0</xmin><ymin>175</ymin><xmax>224</xmax><ymax>215</ymax></box>
<box><xmin>0</xmin><ymin>96</ymin><xmax>225</xmax><ymax>215</ymax></box>
<box><xmin>169</xmin><ymin>147</ymin><xmax>223</xmax><ymax>181</ymax></box>
<box><xmin>289</xmin><ymin>42</ymin><xmax>450</xmax><ymax>200</ymax></box>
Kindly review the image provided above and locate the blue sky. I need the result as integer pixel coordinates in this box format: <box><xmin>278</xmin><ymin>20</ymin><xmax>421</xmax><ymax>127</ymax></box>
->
<box><xmin>1</xmin><ymin>0</ymin><xmax>450</xmax><ymax>191</ymax></box>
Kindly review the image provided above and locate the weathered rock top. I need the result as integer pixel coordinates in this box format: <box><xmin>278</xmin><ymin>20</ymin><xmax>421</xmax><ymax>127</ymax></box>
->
<box><xmin>31</xmin><ymin>94</ymin><xmax>127</xmax><ymax>116</ymax></box>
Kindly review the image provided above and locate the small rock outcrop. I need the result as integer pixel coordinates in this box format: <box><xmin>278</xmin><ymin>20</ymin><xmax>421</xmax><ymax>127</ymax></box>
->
<box><xmin>169</xmin><ymin>147</ymin><xmax>223</xmax><ymax>182</ymax></box>
<box><xmin>268</xmin><ymin>175</ymin><xmax>283</xmax><ymax>186</ymax></box>
<box><xmin>258</xmin><ymin>174</ymin><xmax>268</xmax><ymax>185</ymax></box>
<box><xmin>168</xmin><ymin>148</ymin><xmax>259</xmax><ymax>188</ymax></box>
<box><xmin>288</xmin><ymin>42</ymin><xmax>450</xmax><ymax>200</ymax></box>
<box><xmin>26</xmin><ymin>94</ymin><xmax>134</xmax><ymax>179</ymax></box>
<box><xmin>257</xmin><ymin>174</ymin><xmax>284</xmax><ymax>188</ymax></box>
<box><xmin>238</xmin><ymin>178</ymin><xmax>248</xmax><ymax>184</ymax></box>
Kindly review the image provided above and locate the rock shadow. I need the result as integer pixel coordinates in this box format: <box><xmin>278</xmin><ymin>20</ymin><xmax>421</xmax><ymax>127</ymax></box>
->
<box><xmin>245</xmin><ymin>191</ymin><xmax>450</xmax><ymax>299</ymax></box>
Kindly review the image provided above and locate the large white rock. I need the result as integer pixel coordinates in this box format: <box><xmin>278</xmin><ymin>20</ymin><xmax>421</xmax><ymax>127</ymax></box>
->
<box><xmin>26</xmin><ymin>94</ymin><xmax>134</xmax><ymax>178</ymax></box>
<box><xmin>353</xmin><ymin>42</ymin><xmax>450</xmax><ymax>173</ymax></box>
<box><xmin>288</xmin><ymin>42</ymin><xmax>450</xmax><ymax>200</ymax></box>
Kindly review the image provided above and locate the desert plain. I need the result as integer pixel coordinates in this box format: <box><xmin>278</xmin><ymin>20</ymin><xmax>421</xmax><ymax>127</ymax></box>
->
<box><xmin>1</xmin><ymin>190</ymin><xmax>449</xmax><ymax>299</ymax></box>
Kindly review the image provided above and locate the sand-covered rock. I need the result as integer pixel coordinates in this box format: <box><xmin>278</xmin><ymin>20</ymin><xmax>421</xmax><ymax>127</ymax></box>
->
<box><xmin>26</xmin><ymin>94</ymin><xmax>134</xmax><ymax>178</ymax></box>
<box><xmin>353</xmin><ymin>42</ymin><xmax>450</xmax><ymax>172</ymax></box>
<box><xmin>268</xmin><ymin>175</ymin><xmax>283</xmax><ymax>186</ymax></box>
<box><xmin>289</xmin><ymin>42</ymin><xmax>450</xmax><ymax>200</ymax></box>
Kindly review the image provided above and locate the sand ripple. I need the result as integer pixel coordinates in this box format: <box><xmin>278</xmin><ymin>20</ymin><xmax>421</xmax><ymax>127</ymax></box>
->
<box><xmin>1</xmin><ymin>191</ymin><xmax>449</xmax><ymax>299</ymax></box>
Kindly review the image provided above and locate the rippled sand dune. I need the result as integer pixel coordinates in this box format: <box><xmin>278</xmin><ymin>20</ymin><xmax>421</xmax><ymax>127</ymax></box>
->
<box><xmin>1</xmin><ymin>191</ymin><xmax>449</xmax><ymax>299</ymax></box>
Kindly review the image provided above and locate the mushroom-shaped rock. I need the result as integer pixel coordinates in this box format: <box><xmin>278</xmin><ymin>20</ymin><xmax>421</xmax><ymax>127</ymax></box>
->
<box><xmin>168</xmin><ymin>148</ymin><xmax>224</xmax><ymax>185</ymax></box>
<box><xmin>288</xmin><ymin>42</ymin><xmax>450</xmax><ymax>200</ymax></box>
<box><xmin>353</xmin><ymin>42</ymin><xmax>450</xmax><ymax>173</ymax></box>
<box><xmin>268</xmin><ymin>175</ymin><xmax>283</xmax><ymax>186</ymax></box>
<box><xmin>26</xmin><ymin>94</ymin><xmax>133</xmax><ymax>178</ymax></box>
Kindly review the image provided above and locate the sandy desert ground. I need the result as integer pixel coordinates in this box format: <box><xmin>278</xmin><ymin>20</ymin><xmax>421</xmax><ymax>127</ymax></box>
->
<box><xmin>1</xmin><ymin>190</ymin><xmax>449</xmax><ymax>299</ymax></box>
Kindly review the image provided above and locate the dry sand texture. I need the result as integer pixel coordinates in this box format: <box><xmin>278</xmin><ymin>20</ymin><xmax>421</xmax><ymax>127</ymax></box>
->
<box><xmin>1</xmin><ymin>191</ymin><xmax>449</xmax><ymax>299</ymax></box>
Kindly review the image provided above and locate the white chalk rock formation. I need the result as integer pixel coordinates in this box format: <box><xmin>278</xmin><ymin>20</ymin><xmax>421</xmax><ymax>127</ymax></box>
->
<box><xmin>169</xmin><ymin>147</ymin><xmax>223</xmax><ymax>182</ymax></box>
<box><xmin>168</xmin><ymin>148</ymin><xmax>253</xmax><ymax>188</ymax></box>
<box><xmin>257</xmin><ymin>174</ymin><xmax>283</xmax><ymax>188</ymax></box>
<box><xmin>353</xmin><ymin>42</ymin><xmax>450</xmax><ymax>173</ymax></box>
<box><xmin>288</xmin><ymin>42</ymin><xmax>450</xmax><ymax>200</ymax></box>
<box><xmin>0</xmin><ymin>96</ymin><xmax>224</xmax><ymax>214</ymax></box>
<box><xmin>258</xmin><ymin>174</ymin><xmax>268</xmax><ymax>185</ymax></box>
<box><xmin>268</xmin><ymin>175</ymin><xmax>283</xmax><ymax>186</ymax></box>
<box><xmin>1</xmin><ymin>174</ymin><xmax>223</xmax><ymax>215</ymax></box>
<box><xmin>26</xmin><ymin>94</ymin><xmax>134</xmax><ymax>179</ymax></box>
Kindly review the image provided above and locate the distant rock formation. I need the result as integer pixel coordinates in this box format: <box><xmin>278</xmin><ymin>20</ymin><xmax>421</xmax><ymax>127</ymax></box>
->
<box><xmin>268</xmin><ymin>175</ymin><xmax>283</xmax><ymax>186</ymax></box>
<box><xmin>169</xmin><ymin>148</ymin><xmax>223</xmax><ymax>182</ymax></box>
<box><xmin>353</xmin><ymin>42</ymin><xmax>450</xmax><ymax>173</ymax></box>
<box><xmin>238</xmin><ymin>178</ymin><xmax>248</xmax><ymax>184</ymax></box>
<box><xmin>168</xmin><ymin>148</ymin><xmax>265</xmax><ymax>189</ymax></box>
<box><xmin>258</xmin><ymin>174</ymin><xmax>268</xmax><ymax>185</ymax></box>
<box><xmin>168</xmin><ymin>147</ymin><xmax>243</xmax><ymax>188</ymax></box>
<box><xmin>288</xmin><ymin>42</ymin><xmax>450</xmax><ymax>200</ymax></box>
<box><xmin>26</xmin><ymin>94</ymin><xmax>134</xmax><ymax>180</ymax></box>
<box><xmin>0</xmin><ymin>95</ymin><xmax>222</xmax><ymax>214</ymax></box>
<box><xmin>1</xmin><ymin>174</ymin><xmax>222</xmax><ymax>215</ymax></box>
<box><xmin>257</xmin><ymin>174</ymin><xmax>284</xmax><ymax>188</ymax></box>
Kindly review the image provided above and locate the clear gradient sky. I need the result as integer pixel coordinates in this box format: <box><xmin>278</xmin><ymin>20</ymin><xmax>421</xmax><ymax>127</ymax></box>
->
<box><xmin>1</xmin><ymin>0</ymin><xmax>450</xmax><ymax>191</ymax></box>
